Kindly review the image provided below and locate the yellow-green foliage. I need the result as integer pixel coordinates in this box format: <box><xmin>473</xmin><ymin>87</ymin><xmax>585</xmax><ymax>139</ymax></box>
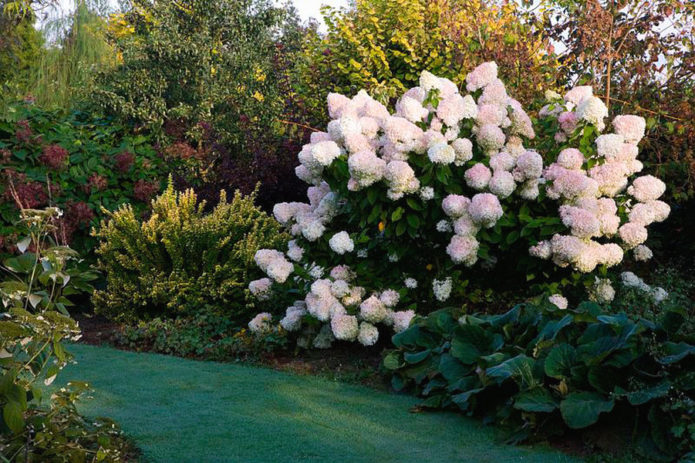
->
<box><xmin>92</xmin><ymin>181</ymin><xmax>287</xmax><ymax>323</ymax></box>
<box><xmin>294</xmin><ymin>0</ymin><xmax>561</xmax><ymax>123</ymax></box>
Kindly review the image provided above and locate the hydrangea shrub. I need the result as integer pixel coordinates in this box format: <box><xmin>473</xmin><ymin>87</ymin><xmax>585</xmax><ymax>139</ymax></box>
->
<box><xmin>247</xmin><ymin>62</ymin><xmax>669</xmax><ymax>348</ymax></box>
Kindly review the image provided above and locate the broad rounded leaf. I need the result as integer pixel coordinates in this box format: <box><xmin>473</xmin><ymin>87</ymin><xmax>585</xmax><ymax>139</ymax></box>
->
<box><xmin>560</xmin><ymin>392</ymin><xmax>614</xmax><ymax>429</ymax></box>
<box><xmin>514</xmin><ymin>388</ymin><xmax>558</xmax><ymax>413</ymax></box>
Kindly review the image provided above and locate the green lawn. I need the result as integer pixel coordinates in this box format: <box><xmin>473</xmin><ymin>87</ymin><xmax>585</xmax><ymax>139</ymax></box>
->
<box><xmin>57</xmin><ymin>344</ymin><xmax>582</xmax><ymax>463</ymax></box>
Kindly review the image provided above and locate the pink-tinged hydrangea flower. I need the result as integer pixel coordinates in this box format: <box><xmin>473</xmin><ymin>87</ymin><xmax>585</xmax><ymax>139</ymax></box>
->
<box><xmin>330</xmin><ymin>265</ymin><xmax>354</xmax><ymax>281</ymax></box>
<box><xmin>627</xmin><ymin>175</ymin><xmax>666</xmax><ymax>202</ymax></box>
<box><xmin>469</xmin><ymin>193</ymin><xmax>503</xmax><ymax>228</ymax></box>
<box><xmin>557</xmin><ymin>148</ymin><xmax>584</xmax><ymax>170</ymax></box>
<box><xmin>476</xmin><ymin>104</ymin><xmax>507</xmax><ymax>126</ymax></box>
<box><xmin>453</xmin><ymin>214</ymin><xmax>479</xmax><ymax>236</ymax></box>
<box><xmin>295</xmin><ymin>164</ymin><xmax>320</xmax><ymax>185</ymax></box>
<box><xmin>348</xmin><ymin>150</ymin><xmax>386</xmax><ymax>188</ymax></box>
<box><xmin>559</xmin><ymin>205</ymin><xmax>601</xmax><ymax>238</ymax></box>
<box><xmin>357</xmin><ymin>322</ymin><xmax>379</xmax><ymax>346</ymax></box>
<box><xmin>633</xmin><ymin>245</ymin><xmax>653</xmax><ymax>262</ymax></box>
<box><xmin>508</xmin><ymin>99</ymin><xmax>535</xmax><ymax>138</ymax></box>
<box><xmin>558</xmin><ymin>111</ymin><xmax>579</xmax><ymax>133</ymax></box>
<box><xmin>490</xmin><ymin>152</ymin><xmax>515</xmax><ymax>172</ymax></box>
<box><xmin>342</xmin><ymin>286</ymin><xmax>365</xmax><ymax>307</ymax></box>
<box><xmin>359</xmin><ymin>295</ymin><xmax>388</xmax><ymax>323</ymax></box>
<box><xmin>619</xmin><ymin>222</ymin><xmax>648</xmax><ymax>248</ymax></box>
<box><xmin>420</xmin><ymin>71</ymin><xmax>458</xmax><ymax>99</ymax></box>
<box><xmin>248</xmin><ymin>312</ymin><xmax>273</xmax><ymax>333</ymax></box>
<box><xmin>476</xmin><ymin>124</ymin><xmax>506</xmax><ymax>151</ymax></box>
<box><xmin>478</xmin><ymin>79</ymin><xmax>508</xmax><ymax>106</ymax></box>
<box><xmin>589</xmin><ymin>162</ymin><xmax>628</xmax><ymax>197</ymax></box>
<box><xmin>465</xmin><ymin>61</ymin><xmax>498</xmax><ymax>91</ymax></box>
<box><xmin>396</xmin><ymin>96</ymin><xmax>429</xmax><ymax>122</ymax></box>
<box><xmin>437</xmin><ymin>93</ymin><xmax>471</xmax><ymax>126</ymax></box>
<box><xmin>628</xmin><ymin>203</ymin><xmax>657</xmax><ymax>226</ymax></box>
<box><xmin>383</xmin><ymin>116</ymin><xmax>425</xmax><ymax>153</ymax></box>
<box><xmin>548</xmin><ymin>294</ymin><xmax>568</xmax><ymax>309</ymax></box>
<box><xmin>442</xmin><ymin>194</ymin><xmax>471</xmax><ymax>218</ymax></box>
<box><xmin>331</xmin><ymin>314</ymin><xmax>359</xmax><ymax>341</ymax></box>
<box><xmin>380</xmin><ymin>289</ymin><xmax>400</xmax><ymax>308</ymax></box>
<box><xmin>489</xmin><ymin>171</ymin><xmax>516</xmax><ymax>198</ymax></box>
<box><xmin>529</xmin><ymin>241</ymin><xmax>551</xmax><ymax>259</ymax></box>
<box><xmin>385</xmin><ymin>160</ymin><xmax>420</xmax><ymax>200</ymax></box>
<box><xmin>465</xmin><ymin>163</ymin><xmax>492</xmax><ymax>190</ymax></box>
<box><xmin>329</xmin><ymin>231</ymin><xmax>354</xmax><ymax>255</ymax></box>
<box><xmin>249</xmin><ymin>278</ymin><xmax>273</xmax><ymax>300</ymax></box>
<box><xmin>327</xmin><ymin>92</ymin><xmax>351</xmax><ymax>119</ymax></box>
<box><xmin>612</xmin><ymin>115</ymin><xmax>646</xmax><ymax>144</ymax></box>
<box><xmin>446</xmin><ymin>235</ymin><xmax>479</xmax><ymax>266</ymax></box>
<box><xmin>514</xmin><ymin>150</ymin><xmax>543</xmax><ymax>180</ymax></box>
<box><xmin>298</xmin><ymin>215</ymin><xmax>325</xmax><ymax>241</ymax></box>
<box><xmin>596</xmin><ymin>134</ymin><xmax>625</xmax><ymax>161</ymax></box>
<box><xmin>599</xmin><ymin>243</ymin><xmax>624</xmax><ymax>267</ymax></box>
<box><xmin>311</xmin><ymin>140</ymin><xmax>342</xmax><ymax>166</ymax></box>
<box><xmin>544</xmin><ymin>167</ymin><xmax>599</xmax><ymax>200</ymax></box>
<box><xmin>549</xmin><ymin>234</ymin><xmax>584</xmax><ymax>268</ymax></box>
<box><xmin>428</xmin><ymin>142</ymin><xmax>456</xmax><ymax>164</ymax></box>
<box><xmin>518</xmin><ymin>179</ymin><xmax>540</xmax><ymax>200</ymax></box>
<box><xmin>451</xmin><ymin>138</ymin><xmax>473</xmax><ymax>166</ymax></box>
<box><xmin>280</xmin><ymin>305</ymin><xmax>306</xmax><ymax>332</ymax></box>
<box><xmin>310</xmin><ymin>131</ymin><xmax>332</xmax><ymax>144</ymax></box>
<box><xmin>359</xmin><ymin>116</ymin><xmax>380</xmax><ymax>138</ymax></box>
<box><xmin>343</xmin><ymin>132</ymin><xmax>372</xmax><ymax>154</ymax></box>
<box><xmin>564</xmin><ymin>86</ymin><xmax>593</xmax><ymax>105</ymax></box>
<box><xmin>577</xmin><ymin>96</ymin><xmax>608</xmax><ymax>131</ymax></box>
<box><xmin>645</xmin><ymin>200</ymin><xmax>670</xmax><ymax>222</ymax></box>
<box><xmin>390</xmin><ymin>310</ymin><xmax>416</xmax><ymax>333</ymax></box>
<box><xmin>330</xmin><ymin>280</ymin><xmax>351</xmax><ymax>298</ymax></box>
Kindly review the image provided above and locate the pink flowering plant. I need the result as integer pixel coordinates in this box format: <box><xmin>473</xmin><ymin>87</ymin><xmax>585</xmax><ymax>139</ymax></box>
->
<box><xmin>247</xmin><ymin>62</ymin><xmax>670</xmax><ymax>348</ymax></box>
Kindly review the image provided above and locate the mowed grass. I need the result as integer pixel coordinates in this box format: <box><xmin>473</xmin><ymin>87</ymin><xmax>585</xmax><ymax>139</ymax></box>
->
<box><xmin>56</xmin><ymin>344</ymin><xmax>582</xmax><ymax>463</ymax></box>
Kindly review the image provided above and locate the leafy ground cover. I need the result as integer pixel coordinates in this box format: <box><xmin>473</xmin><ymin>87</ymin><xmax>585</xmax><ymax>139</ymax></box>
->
<box><xmin>56</xmin><ymin>344</ymin><xmax>582</xmax><ymax>463</ymax></box>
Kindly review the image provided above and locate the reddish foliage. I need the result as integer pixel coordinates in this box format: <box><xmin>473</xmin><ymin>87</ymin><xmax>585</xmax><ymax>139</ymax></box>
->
<box><xmin>2</xmin><ymin>170</ymin><xmax>48</xmax><ymax>209</ymax></box>
<box><xmin>55</xmin><ymin>201</ymin><xmax>96</xmax><ymax>244</ymax></box>
<box><xmin>0</xmin><ymin>149</ymin><xmax>11</xmax><ymax>164</ymax></box>
<box><xmin>133</xmin><ymin>179</ymin><xmax>160</xmax><ymax>202</ymax></box>
<box><xmin>114</xmin><ymin>151</ymin><xmax>135</xmax><ymax>173</ymax></box>
<box><xmin>86</xmin><ymin>173</ymin><xmax>109</xmax><ymax>192</ymax></box>
<box><xmin>163</xmin><ymin>142</ymin><xmax>199</xmax><ymax>161</ymax></box>
<box><xmin>15</xmin><ymin>120</ymin><xmax>34</xmax><ymax>144</ymax></box>
<box><xmin>39</xmin><ymin>144</ymin><xmax>69</xmax><ymax>170</ymax></box>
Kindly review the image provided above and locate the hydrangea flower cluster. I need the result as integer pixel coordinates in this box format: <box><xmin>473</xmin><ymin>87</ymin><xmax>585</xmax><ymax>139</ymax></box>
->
<box><xmin>245</xmin><ymin>62</ymin><xmax>670</xmax><ymax>349</ymax></box>
<box><xmin>530</xmin><ymin>88</ymin><xmax>669</xmax><ymax>274</ymax></box>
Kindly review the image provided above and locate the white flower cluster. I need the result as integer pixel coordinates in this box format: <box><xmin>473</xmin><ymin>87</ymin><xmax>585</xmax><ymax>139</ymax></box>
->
<box><xmin>246</xmin><ymin>62</ymin><xmax>671</xmax><ymax>349</ymax></box>
<box><xmin>265</xmin><ymin>265</ymin><xmax>415</xmax><ymax>348</ymax></box>
<box><xmin>620</xmin><ymin>272</ymin><xmax>668</xmax><ymax>303</ymax></box>
<box><xmin>531</xmin><ymin>87</ymin><xmax>669</xmax><ymax>273</ymax></box>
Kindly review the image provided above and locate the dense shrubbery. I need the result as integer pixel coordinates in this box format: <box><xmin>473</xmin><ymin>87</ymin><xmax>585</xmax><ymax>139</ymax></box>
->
<box><xmin>293</xmin><ymin>0</ymin><xmax>561</xmax><ymax>125</ymax></box>
<box><xmin>92</xmin><ymin>181</ymin><xmax>288</xmax><ymax>323</ymax></box>
<box><xmin>0</xmin><ymin>103</ymin><xmax>173</xmax><ymax>256</ymax></box>
<box><xmin>246</xmin><ymin>62</ymin><xmax>669</xmax><ymax>350</ymax></box>
<box><xmin>0</xmin><ymin>207</ymin><xmax>131</xmax><ymax>462</ymax></box>
<box><xmin>385</xmin><ymin>298</ymin><xmax>694</xmax><ymax>460</ymax></box>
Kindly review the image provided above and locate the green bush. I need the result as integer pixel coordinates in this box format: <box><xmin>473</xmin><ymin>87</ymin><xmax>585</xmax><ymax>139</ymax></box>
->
<box><xmin>385</xmin><ymin>300</ymin><xmax>694</xmax><ymax>460</ymax></box>
<box><xmin>92</xmin><ymin>181</ymin><xmax>288</xmax><ymax>323</ymax></box>
<box><xmin>0</xmin><ymin>102</ymin><xmax>174</xmax><ymax>257</ymax></box>
<box><xmin>0</xmin><ymin>207</ymin><xmax>130</xmax><ymax>462</ymax></box>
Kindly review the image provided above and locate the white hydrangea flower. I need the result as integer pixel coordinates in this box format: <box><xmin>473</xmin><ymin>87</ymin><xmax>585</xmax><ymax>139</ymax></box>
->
<box><xmin>329</xmin><ymin>231</ymin><xmax>354</xmax><ymax>255</ymax></box>
<box><xmin>404</xmin><ymin>277</ymin><xmax>418</xmax><ymax>289</ymax></box>
<box><xmin>248</xmin><ymin>312</ymin><xmax>273</xmax><ymax>333</ymax></box>
<box><xmin>548</xmin><ymin>294</ymin><xmax>568</xmax><ymax>310</ymax></box>
<box><xmin>433</xmin><ymin>277</ymin><xmax>453</xmax><ymax>302</ymax></box>
<box><xmin>357</xmin><ymin>322</ymin><xmax>379</xmax><ymax>346</ymax></box>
